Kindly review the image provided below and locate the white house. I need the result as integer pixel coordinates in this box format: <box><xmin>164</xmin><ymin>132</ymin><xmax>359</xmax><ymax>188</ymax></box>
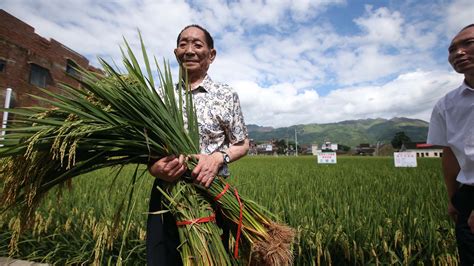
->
<box><xmin>406</xmin><ymin>143</ymin><xmax>443</xmax><ymax>158</ymax></box>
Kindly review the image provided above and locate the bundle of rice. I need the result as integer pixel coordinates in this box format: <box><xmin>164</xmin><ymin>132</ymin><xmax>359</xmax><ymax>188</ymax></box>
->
<box><xmin>0</xmin><ymin>34</ymin><xmax>294</xmax><ymax>265</ymax></box>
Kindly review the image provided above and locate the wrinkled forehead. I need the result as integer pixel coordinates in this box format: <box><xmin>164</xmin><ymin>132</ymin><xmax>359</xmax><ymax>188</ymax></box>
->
<box><xmin>178</xmin><ymin>27</ymin><xmax>207</xmax><ymax>43</ymax></box>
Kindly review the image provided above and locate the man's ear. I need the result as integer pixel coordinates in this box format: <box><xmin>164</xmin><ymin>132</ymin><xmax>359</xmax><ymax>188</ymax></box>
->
<box><xmin>209</xmin><ymin>48</ymin><xmax>216</xmax><ymax>63</ymax></box>
<box><xmin>174</xmin><ymin>48</ymin><xmax>180</xmax><ymax>63</ymax></box>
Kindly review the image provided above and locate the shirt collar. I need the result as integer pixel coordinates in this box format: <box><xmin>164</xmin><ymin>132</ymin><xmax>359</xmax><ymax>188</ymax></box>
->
<box><xmin>193</xmin><ymin>75</ymin><xmax>213</xmax><ymax>93</ymax></box>
<box><xmin>177</xmin><ymin>75</ymin><xmax>212</xmax><ymax>93</ymax></box>
<box><xmin>462</xmin><ymin>80</ymin><xmax>474</xmax><ymax>92</ymax></box>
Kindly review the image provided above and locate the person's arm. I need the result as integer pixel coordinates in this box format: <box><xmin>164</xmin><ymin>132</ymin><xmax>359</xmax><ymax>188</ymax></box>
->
<box><xmin>148</xmin><ymin>137</ymin><xmax>250</xmax><ymax>185</ymax></box>
<box><xmin>193</xmin><ymin>87</ymin><xmax>249</xmax><ymax>187</ymax></box>
<box><xmin>222</xmin><ymin>138</ymin><xmax>250</xmax><ymax>163</ymax></box>
<box><xmin>192</xmin><ymin>138</ymin><xmax>250</xmax><ymax>188</ymax></box>
<box><xmin>442</xmin><ymin>147</ymin><xmax>460</xmax><ymax>221</ymax></box>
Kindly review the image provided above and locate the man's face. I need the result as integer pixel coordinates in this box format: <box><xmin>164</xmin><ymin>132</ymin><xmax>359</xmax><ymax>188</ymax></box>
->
<box><xmin>448</xmin><ymin>26</ymin><xmax>474</xmax><ymax>75</ymax></box>
<box><xmin>174</xmin><ymin>27</ymin><xmax>216</xmax><ymax>77</ymax></box>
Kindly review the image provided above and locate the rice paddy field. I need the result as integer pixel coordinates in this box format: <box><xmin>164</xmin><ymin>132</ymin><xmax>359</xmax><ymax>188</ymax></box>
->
<box><xmin>0</xmin><ymin>156</ymin><xmax>459</xmax><ymax>265</ymax></box>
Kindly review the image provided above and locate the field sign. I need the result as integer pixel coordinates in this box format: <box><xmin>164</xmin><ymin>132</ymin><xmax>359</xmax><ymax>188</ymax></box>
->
<box><xmin>394</xmin><ymin>152</ymin><xmax>417</xmax><ymax>167</ymax></box>
<box><xmin>317</xmin><ymin>152</ymin><xmax>337</xmax><ymax>164</ymax></box>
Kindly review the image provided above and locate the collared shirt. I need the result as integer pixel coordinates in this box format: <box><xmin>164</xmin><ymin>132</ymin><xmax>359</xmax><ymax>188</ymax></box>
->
<box><xmin>427</xmin><ymin>81</ymin><xmax>474</xmax><ymax>185</ymax></box>
<box><xmin>185</xmin><ymin>75</ymin><xmax>248</xmax><ymax>155</ymax></box>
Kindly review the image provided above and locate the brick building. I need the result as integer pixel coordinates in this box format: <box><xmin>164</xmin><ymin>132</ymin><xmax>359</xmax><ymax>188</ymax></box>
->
<box><xmin>0</xmin><ymin>9</ymin><xmax>100</xmax><ymax>110</ymax></box>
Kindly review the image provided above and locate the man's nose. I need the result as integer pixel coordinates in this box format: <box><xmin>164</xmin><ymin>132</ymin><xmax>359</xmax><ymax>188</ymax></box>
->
<box><xmin>456</xmin><ymin>47</ymin><xmax>467</xmax><ymax>56</ymax></box>
<box><xmin>184</xmin><ymin>44</ymin><xmax>195</xmax><ymax>54</ymax></box>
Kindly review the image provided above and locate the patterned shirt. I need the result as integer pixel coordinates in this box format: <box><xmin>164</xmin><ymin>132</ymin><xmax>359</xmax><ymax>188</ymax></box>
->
<box><xmin>182</xmin><ymin>75</ymin><xmax>248</xmax><ymax>155</ymax></box>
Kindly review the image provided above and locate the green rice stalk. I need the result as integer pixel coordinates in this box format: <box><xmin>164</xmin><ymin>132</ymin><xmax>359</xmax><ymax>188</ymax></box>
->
<box><xmin>0</xmin><ymin>32</ymin><xmax>294</xmax><ymax>264</ymax></box>
<box><xmin>156</xmin><ymin>181</ymin><xmax>234</xmax><ymax>265</ymax></box>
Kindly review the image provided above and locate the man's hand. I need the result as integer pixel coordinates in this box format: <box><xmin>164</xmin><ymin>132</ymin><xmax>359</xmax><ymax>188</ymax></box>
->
<box><xmin>148</xmin><ymin>155</ymin><xmax>187</xmax><ymax>182</ymax></box>
<box><xmin>468</xmin><ymin>210</ymin><xmax>474</xmax><ymax>233</ymax></box>
<box><xmin>448</xmin><ymin>201</ymin><xmax>459</xmax><ymax>222</ymax></box>
<box><xmin>192</xmin><ymin>152</ymin><xmax>224</xmax><ymax>188</ymax></box>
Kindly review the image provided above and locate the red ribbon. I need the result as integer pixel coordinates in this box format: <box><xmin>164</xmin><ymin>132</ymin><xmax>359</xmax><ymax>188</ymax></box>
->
<box><xmin>213</xmin><ymin>182</ymin><xmax>244</xmax><ymax>259</ymax></box>
<box><xmin>176</xmin><ymin>213</ymin><xmax>216</xmax><ymax>226</ymax></box>
<box><xmin>213</xmin><ymin>183</ymin><xmax>230</xmax><ymax>201</ymax></box>
<box><xmin>233</xmin><ymin>188</ymin><xmax>243</xmax><ymax>259</ymax></box>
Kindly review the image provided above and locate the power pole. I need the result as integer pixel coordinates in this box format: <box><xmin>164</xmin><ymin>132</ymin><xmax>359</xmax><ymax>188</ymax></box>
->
<box><xmin>295</xmin><ymin>129</ymin><xmax>298</xmax><ymax>156</ymax></box>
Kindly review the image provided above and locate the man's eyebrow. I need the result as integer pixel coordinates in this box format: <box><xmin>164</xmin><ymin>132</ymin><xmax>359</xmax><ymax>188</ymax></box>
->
<box><xmin>179</xmin><ymin>37</ymin><xmax>204</xmax><ymax>42</ymax></box>
<box><xmin>449</xmin><ymin>36</ymin><xmax>474</xmax><ymax>50</ymax></box>
<box><xmin>448</xmin><ymin>43</ymin><xmax>454</xmax><ymax>51</ymax></box>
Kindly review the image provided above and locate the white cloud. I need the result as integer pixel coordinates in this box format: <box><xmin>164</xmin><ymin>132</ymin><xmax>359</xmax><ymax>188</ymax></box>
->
<box><xmin>289</xmin><ymin>0</ymin><xmax>346</xmax><ymax>21</ymax></box>
<box><xmin>324</xmin><ymin>5</ymin><xmax>444</xmax><ymax>86</ymax></box>
<box><xmin>0</xmin><ymin>0</ymin><xmax>467</xmax><ymax>128</ymax></box>
<box><xmin>234</xmin><ymin>70</ymin><xmax>462</xmax><ymax>127</ymax></box>
<box><xmin>233</xmin><ymin>80</ymin><xmax>320</xmax><ymax>127</ymax></box>
<box><xmin>331</xmin><ymin>45</ymin><xmax>406</xmax><ymax>85</ymax></box>
<box><xmin>354</xmin><ymin>5</ymin><xmax>404</xmax><ymax>45</ymax></box>
<box><xmin>1</xmin><ymin>0</ymin><xmax>194</xmax><ymax>65</ymax></box>
<box><xmin>445</xmin><ymin>0</ymin><xmax>474</xmax><ymax>37</ymax></box>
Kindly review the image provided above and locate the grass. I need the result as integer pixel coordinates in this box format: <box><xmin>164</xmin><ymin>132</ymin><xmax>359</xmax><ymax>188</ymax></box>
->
<box><xmin>0</xmin><ymin>156</ymin><xmax>458</xmax><ymax>265</ymax></box>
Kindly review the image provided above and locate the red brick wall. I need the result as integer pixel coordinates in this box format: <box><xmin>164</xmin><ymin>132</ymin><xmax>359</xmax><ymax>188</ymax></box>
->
<box><xmin>0</xmin><ymin>9</ymin><xmax>99</xmax><ymax>110</ymax></box>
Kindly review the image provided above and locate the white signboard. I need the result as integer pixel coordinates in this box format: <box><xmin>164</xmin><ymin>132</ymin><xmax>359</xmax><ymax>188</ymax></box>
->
<box><xmin>317</xmin><ymin>152</ymin><xmax>337</xmax><ymax>164</ymax></box>
<box><xmin>265</xmin><ymin>144</ymin><xmax>272</xmax><ymax>151</ymax></box>
<box><xmin>394</xmin><ymin>152</ymin><xmax>417</xmax><ymax>167</ymax></box>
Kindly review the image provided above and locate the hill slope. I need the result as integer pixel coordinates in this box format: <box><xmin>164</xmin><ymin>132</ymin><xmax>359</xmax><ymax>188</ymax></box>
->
<box><xmin>247</xmin><ymin>117</ymin><xmax>429</xmax><ymax>147</ymax></box>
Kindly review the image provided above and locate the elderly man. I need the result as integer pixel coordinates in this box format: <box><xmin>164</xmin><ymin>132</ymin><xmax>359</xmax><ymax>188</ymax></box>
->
<box><xmin>427</xmin><ymin>24</ymin><xmax>474</xmax><ymax>265</ymax></box>
<box><xmin>146</xmin><ymin>25</ymin><xmax>249</xmax><ymax>265</ymax></box>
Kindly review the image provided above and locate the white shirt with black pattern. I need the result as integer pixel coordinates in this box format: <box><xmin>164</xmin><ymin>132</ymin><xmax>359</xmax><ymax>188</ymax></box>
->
<box><xmin>189</xmin><ymin>75</ymin><xmax>248</xmax><ymax>155</ymax></box>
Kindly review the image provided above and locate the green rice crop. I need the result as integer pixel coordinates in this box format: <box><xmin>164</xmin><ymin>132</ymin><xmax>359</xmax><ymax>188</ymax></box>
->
<box><xmin>0</xmin><ymin>156</ymin><xmax>458</xmax><ymax>265</ymax></box>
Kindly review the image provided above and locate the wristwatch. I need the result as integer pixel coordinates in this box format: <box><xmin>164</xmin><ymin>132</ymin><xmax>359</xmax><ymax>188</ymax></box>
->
<box><xmin>220</xmin><ymin>151</ymin><xmax>231</xmax><ymax>164</ymax></box>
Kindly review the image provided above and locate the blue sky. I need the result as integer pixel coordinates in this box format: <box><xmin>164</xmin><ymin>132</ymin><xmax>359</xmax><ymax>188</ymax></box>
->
<box><xmin>1</xmin><ymin>0</ymin><xmax>473</xmax><ymax>127</ymax></box>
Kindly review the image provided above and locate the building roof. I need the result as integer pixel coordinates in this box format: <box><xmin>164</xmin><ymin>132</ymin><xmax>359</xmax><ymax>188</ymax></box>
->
<box><xmin>405</xmin><ymin>142</ymin><xmax>444</xmax><ymax>149</ymax></box>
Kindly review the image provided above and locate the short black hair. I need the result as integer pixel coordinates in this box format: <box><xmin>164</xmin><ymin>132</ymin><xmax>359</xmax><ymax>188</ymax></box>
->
<box><xmin>176</xmin><ymin>24</ymin><xmax>214</xmax><ymax>49</ymax></box>
<box><xmin>460</xmin><ymin>24</ymin><xmax>474</xmax><ymax>32</ymax></box>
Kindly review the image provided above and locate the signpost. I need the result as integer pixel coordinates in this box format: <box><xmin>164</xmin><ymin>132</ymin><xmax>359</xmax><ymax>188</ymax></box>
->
<box><xmin>317</xmin><ymin>151</ymin><xmax>337</xmax><ymax>164</ymax></box>
<box><xmin>394</xmin><ymin>151</ymin><xmax>417</xmax><ymax>167</ymax></box>
<box><xmin>295</xmin><ymin>129</ymin><xmax>298</xmax><ymax>156</ymax></box>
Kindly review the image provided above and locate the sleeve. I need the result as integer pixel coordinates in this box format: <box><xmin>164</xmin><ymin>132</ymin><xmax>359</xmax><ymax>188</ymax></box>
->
<box><xmin>427</xmin><ymin>101</ymin><xmax>448</xmax><ymax>146</ymax></box>
<box><xmin>228</xmin><ymin>90</ymin><xmax>248</xmax><ymax>144</ymax></box>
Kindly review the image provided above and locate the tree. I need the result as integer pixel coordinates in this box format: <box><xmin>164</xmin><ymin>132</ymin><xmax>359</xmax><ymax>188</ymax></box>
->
<box><xmin>338</xmin><ymin>144</ymin><xmax>351</xmax><ymax>152</ymax></box>
<box><xmin>274</xmin><ymin>139</ymin><xmax>287</xmax><ymax>154</ymax></box>
<box><xmin>391</xmin><ymin>131</ymin><xmax>412</xmax><ymax>149</ymax></box>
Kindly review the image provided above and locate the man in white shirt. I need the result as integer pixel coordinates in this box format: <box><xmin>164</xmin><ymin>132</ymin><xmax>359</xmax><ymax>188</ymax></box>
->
<box><xmin>427</xmin><ymin>24</ymin><xmax>474</xmax><ymax>265</ymax></box>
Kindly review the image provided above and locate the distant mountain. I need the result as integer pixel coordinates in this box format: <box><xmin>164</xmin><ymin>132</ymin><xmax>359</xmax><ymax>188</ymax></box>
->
<box><xmin>247</xmin><ymin>117</ymin><xmax>429</xmax><ymax>147</ymax></box>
